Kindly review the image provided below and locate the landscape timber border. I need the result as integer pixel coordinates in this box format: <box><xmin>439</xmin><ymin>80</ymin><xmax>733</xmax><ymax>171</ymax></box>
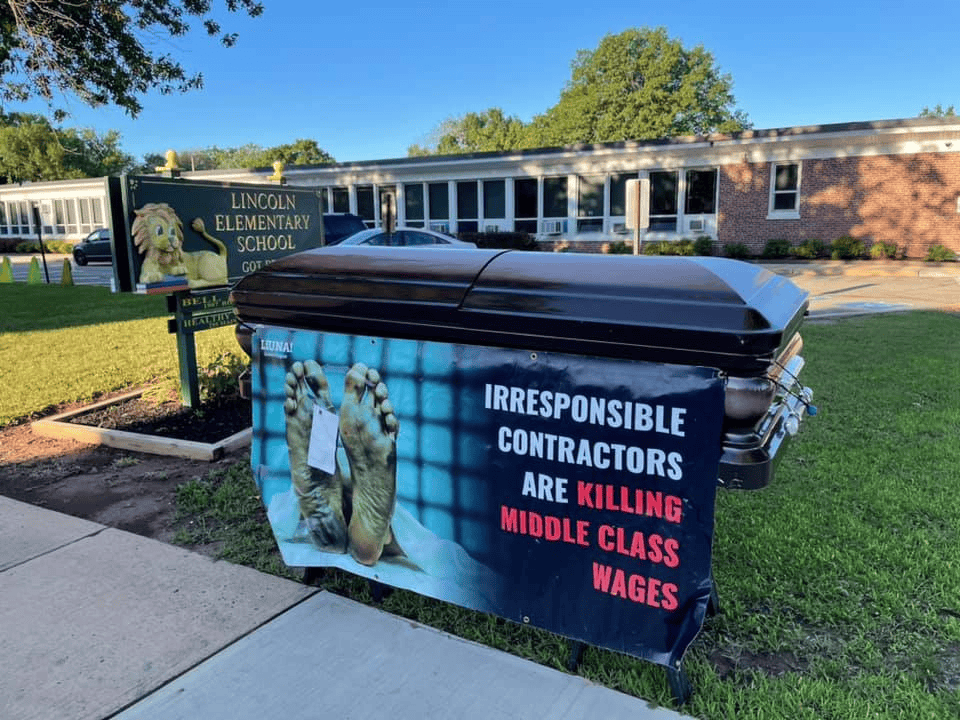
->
<box><xmin>31</xmin><ymin>389</ymin><xmax>252</xmax><ymax>461</ymax></box>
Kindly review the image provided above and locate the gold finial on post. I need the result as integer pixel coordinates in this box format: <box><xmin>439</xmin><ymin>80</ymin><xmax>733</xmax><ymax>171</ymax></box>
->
<box><xmin>267</xmin><ymin>160</ymin><xmax>286</xmax><ymax>185</ymax></box>
<box><xmin>155</xmin><ymin>149</ymin><xmax>181</xmax><ymax>177</ymax></box>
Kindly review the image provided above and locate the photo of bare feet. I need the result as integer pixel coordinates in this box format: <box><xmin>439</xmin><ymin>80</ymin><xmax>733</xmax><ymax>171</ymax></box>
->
<box><xmin>283</xmin><ymin>359</ymin><xmax>402</xmax><ymax>566</ymax></box>
<box><xmin>338</xmin><ymin>363</ymin><xmax>401</xmax><ymax>566</ymax></box>
<box><xmin>283</xmin><ymin>360</ymin><xmax>348</xmax><ymax>552</ymax></box>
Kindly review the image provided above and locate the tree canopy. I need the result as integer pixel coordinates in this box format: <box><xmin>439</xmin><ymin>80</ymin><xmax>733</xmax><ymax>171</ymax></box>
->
<box><xmin>409</xmin><ymin>27</ymin><xmax>750</xmax><ymax>156</ymax></box>
<box><xmin>140</xmin><ymin>139</ymin><xmax>335</xmax><ymax>173</ymax></box>
<box><xmin>1</xmin><ymin>0</ymin><xmax>264</xmax><ymax>119</ymax></box>
<box><xmin>408</xmin><ymin>108</ymin><xmax>529</xmax><ymax>156</ymax></box>
<box><xmin>919</xmin><ymin>104</ymin><xmax>957</xmax><ymax>118</ymax></box>
<box><xmin>0</xmin><ymin>113</ymin><xmax>133</xmax><ymax>183</ymax></box>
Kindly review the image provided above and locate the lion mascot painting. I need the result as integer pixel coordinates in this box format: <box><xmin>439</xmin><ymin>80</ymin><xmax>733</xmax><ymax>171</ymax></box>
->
<box><xmin>132</xmin><ymin>203</ymin><xmax>229</xmax><ymax>288</ymax></box>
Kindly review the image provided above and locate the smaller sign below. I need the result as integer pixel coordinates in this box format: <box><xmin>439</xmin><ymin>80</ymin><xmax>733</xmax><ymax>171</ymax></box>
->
<box><xmin>167</xmin><ymin>288</ymin><xmax>236</xmax><ymax>335</ymax></box>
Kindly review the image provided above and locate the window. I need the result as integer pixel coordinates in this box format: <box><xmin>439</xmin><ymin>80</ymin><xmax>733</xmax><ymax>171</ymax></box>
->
<box><xmin>356</xmin><ymin>186</ymin><xmax>375</xmax><ymax>226</ymax></box>
<box><xmin>79</xmin><ymin>197</ymin><xmax>92</xmax><ymax>230</ymax></box>
<box><xmin>405</xmin><ymin>183</ymin><xmax>424</xmax><ymax>227</ymax></box>
<box><xmin>542</xmin><ymin>176</ymin><xmax>567</xmax><ymax>218</ymax></box>
<box><xmin>577</xmin><ymin>175</ymin><xmax>604</xmax><ymax>232</ymax></box>
<box><xmin>649</xmin><ymin>171</ymin><xmax>678</xmax><ymax>232</ymax></box>
<box><xmin>685</xmin><ymin>170</ymin><xmax>717</xmax><ymax>214</ymax></box>
<box><xmin>428</xmin><ymin>182</ymin><xmax>448</xmax><ymax>220</ymax></box>
<box><xmin>379</xmin><ymin>187</ymin><xmax>397</xmax><ymax>229</ymax></box>
<box><xmin>18</xmin><ymin>202</ymin><xmax>31</xmax><ymax>233</ymax></box>
<box><xmin>514</xmin><ymin>178</ymin><xmax>537</xmax><ymax>233</ymax></box>
<box><xmin>403</xmin><ymin>231</ymin><xmax>446</xmax><ymax>246</ymax></box>
<box><xmin>0</xmin><ymin>204</ymin><xmax>7</xmax><ymax>235</ymax></box>
<box><xmin>770</xmin><ymin>163</ymin><xmax>800</xmax><ymax>216</ymax></box>
<box><xmin>609</xmin><ymin>173</ymin><xmax>638</xmax><ymax>217</ymax></box>
<box><xmin>332</xmin><ymin>187</ymin><xmax>350</xmax><ymax>213</ymax></box>
<box><xmin>54</xmin><ymin>199</ymin><xmax>66</xmax><ymax>233</ymax></box>
<box><xmin>457</xmin><ymin>181</ymin><xmax>478</xmax><ymax>233</ymax></box>
<box><xmin>483</xmin><ymin>180</ymin><xmax>505</xmax><ymax>219</ymax></box>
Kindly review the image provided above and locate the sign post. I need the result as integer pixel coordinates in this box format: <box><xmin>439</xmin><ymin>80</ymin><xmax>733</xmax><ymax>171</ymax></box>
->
<box><xmin>31</xmin><ymin>205</ymin><xmax>51</xmax><ymax>284</ymax></box>
<box><xmin>625</xmin><ymin>178</ymin><xmax>650</xmax><ymax>255</ymax></box>
<box><xmin>166</xmin><ymin>289</ymin><xmax>236</xmax><ymax>406</ymax></box>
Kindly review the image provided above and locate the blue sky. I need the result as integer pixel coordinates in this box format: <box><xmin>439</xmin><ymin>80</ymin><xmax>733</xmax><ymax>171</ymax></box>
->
<box><xmin>17</xmin><ymin>0</ymin><xmax>960</xmax><ymax>164</ymax></box>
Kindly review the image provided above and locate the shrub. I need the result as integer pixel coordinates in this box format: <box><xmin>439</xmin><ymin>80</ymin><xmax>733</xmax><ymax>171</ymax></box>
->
<box><xmin>870</xmin><ymin>241</ymin><xmax>899</xmax><ymax>260</ymax></box>
<box><xmin>44</xmin><ymin>240</ymin><xmax>75</xmax><ymax>254</ymax></box>
<box><xmin>924</xmin><ymin>244</ymin><xmax>957</xmax><ymax>262</ymax></box>
<box><xmin>457</xmin><ymin>231</ymin><xmax>538</xmax><ymax>251</ymax></box>
<box><xmin>606</xmin><ymin>241</ymin><xmax>633</xmax><ymax>254</ymax></box>
<box><xmin>642</xmin><ymin>241</ymin><xmax>668</xmax><ymax>255</ymax></box>
<box><xmin>642</xmin><ymin>240</ymin><xmax>693</xmax><ymax>256</ymax></box>
<box><xmin>723</xmin><ymin>242</ymin><xmax>751</xmax><ymax>260</ymax></box>
<box><xmin>793</xmin><ymin>238</ymin><xmax>828</xmax><ymax>259</ymax></box>
<box><xmin>761</xmin><ymin>239</ymin><xmax>792</xmax><ymax>259</ymax></box>
<box><xmin>693</xmin><ymin>235</ymin><xmax>714</xmax><ymax>256</ymax></box>
<box><xmin>830</xmin><ymin>235</ymin><xmax>865</xmax><ymax>260</ymax></box>
<box><xmin>12</xmin><ymin>240</ymin><xmax>74</xmax><ymax>254</ymax></box>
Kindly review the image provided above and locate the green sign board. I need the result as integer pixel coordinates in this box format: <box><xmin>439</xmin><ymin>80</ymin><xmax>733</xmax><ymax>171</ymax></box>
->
<box><xmin>112</xmin><ymin>175</ymin><xmax>323</xmax><ymax>294</ymax></box>
<box><xmin>166</xmin><ymin>288</ymin><xmax>236</xmax><ymax>335</ymax></box>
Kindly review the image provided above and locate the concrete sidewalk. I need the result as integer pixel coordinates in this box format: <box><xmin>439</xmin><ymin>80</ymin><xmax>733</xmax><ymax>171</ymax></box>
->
<box><xmin>0</xmin><ymin>497</ymin><xmax>690</xmax><ymax>720</ymax></box>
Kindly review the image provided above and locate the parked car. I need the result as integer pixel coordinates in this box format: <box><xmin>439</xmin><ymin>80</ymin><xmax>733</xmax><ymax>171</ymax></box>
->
<box><xmin>338</xmin><ymin>227</ymin><xmax>477</xmax><ymax>248</ymax></box>
<box><xmin>322</xmin><ymin>213</ymin><xmax>368</xmax><ymax>246</ymax></box>
<box><xmin>72</xmin><ymin>228</ymin><xmax>112</xmax><ymax>265</ymax></box>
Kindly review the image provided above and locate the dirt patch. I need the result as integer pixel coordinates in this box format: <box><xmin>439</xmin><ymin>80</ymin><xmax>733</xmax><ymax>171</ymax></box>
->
<box><xmin>707</xmin><ymin>647</ymin><xmax>807</xmax><ymax>680</ymax></box>
<box><xmin>67</xmin><ymin>392</ymin><xmax>251</xmax><ymax>443</ymax></box>
<box><xmin>0</xmin><ymin>391</ymin><xmax>251</xmax><ymax>549</ymax></box>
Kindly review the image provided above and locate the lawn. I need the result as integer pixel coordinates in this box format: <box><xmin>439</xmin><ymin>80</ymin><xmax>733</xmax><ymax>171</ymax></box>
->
<box><xmin>0</xmin><ymin>284</ymin><xmax>242</xmax><ymax>425</ymax></box>
<box><xmin>2</xmin><ymin>283</ymin><xmax>958</xmax><ymax>718</ymax></box>
<box><xmin>173</xmin><ymin>310</ymin><xmax>960</xmax><ymax>719</ymax></box>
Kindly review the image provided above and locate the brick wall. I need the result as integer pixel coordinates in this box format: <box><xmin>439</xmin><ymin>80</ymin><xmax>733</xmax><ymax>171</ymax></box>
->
<box><xmin>718</xmin><ymin>153</ymin><xmax>960</xmax><ymax>257</ymax></box>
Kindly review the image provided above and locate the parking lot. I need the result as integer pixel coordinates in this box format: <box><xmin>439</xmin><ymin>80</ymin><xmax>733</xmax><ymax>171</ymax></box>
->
<box><xmin>4</xmin><ymin>254</ymin><xmax>958</xmax><ymax>318</ymax></box>
<box><xmin>5</xmin><ymin>254</ymin><xmax>116</xmax><ymax>288</ymax></box>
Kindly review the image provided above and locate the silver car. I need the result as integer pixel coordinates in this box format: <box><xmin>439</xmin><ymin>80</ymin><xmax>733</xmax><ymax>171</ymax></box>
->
<box><xmin>338</xmin><ymin>227</ymin><xmax>477</xmax><ymax>248</ymax></box>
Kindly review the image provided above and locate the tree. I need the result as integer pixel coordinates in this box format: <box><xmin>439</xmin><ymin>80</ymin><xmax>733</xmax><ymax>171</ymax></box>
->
<box><xmin>528</xmin><ymin>28</ymin><xmax>750</xmax><ymax>146</ymax></box>
<box><xmin>409</xmin><ymin>28</ymin><xmax>750</xmax><ymax>156</ymax></box>
<box><xmin>408</xmin><ymin>108</ymin><xmax>528</xmax><ymax>156</ymax></box>
<box><xmin>0</xmin><ymin>113</ymin><xmax>133</xmax><ymax>182</ymax></box>
<box><xmin>919</xmin><ymin>104</ymin><xmax>957</xmax><ymax>118</ymax></box>
<box><xmin>142</xmin><ymin>140</ymin><xmax>335</xmax><ymax>172</ymax></box>
<box><xmin>1</xmin><ymin>0</ymin><xmax>264</xmax><ymax>119</ymax></box>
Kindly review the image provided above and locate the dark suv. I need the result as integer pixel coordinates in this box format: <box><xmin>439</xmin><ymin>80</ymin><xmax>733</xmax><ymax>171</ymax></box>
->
<box><xmin>72</xmin><ymin>228</ymin><xmax>112</xmax><ymax>265</ymax></box>
<box><xmin>322</xmin><ymin>213</ymin><xmax>367</xmax><ymax>246</ymax></box>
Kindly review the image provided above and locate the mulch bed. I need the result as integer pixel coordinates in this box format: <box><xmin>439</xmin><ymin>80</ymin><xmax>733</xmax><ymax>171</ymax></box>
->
<box><xmin>68</xmin><ymin>392</ymin><xmax>252</xmax><ymax>444</ymax></box>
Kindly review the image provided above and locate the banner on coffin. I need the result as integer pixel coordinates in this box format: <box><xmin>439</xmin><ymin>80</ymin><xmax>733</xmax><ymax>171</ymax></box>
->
<box><xmin>250</xmin><ymin>327</ymin><xmax>725</xmax><ymax>668</ymax></box>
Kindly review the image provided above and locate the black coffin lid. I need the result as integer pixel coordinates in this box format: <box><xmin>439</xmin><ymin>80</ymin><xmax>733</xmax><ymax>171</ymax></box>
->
<box><xmin>231</xmin><ymin>247</ymin><xmax>808</xmax><ymax>375</ymax></box>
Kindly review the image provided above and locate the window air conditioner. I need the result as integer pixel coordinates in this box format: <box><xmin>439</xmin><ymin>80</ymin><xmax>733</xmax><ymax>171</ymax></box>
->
<box><xmin>540</xmin><ymin>220</ymin><xmax>565</xmax><ymax>235</ymax></box>
<box><xmin>429</xmin><ymin>222</ymin><xmax>450</xmax><ymax>233</ymax></box>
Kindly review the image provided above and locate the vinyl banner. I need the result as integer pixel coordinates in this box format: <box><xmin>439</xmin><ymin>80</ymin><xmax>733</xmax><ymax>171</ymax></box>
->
<box><xmin>251</xmin><ymin>327</ymin><xmax>726</xmax><ymax>667</ymax></box>
<box><xmin>118</xmin><ymin>176</ymin><xmax>322</xmax><ymax>293</ymax></box>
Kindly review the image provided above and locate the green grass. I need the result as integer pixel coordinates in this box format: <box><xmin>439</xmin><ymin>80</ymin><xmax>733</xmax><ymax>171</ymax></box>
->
<box><xmin>0</xmin><ymin>284</ymin><xmax>242</xmax><ymax>425</ymax></box>
<box><xmin>174</xmin><ymin>311</ymin><xmax>960</xmax><ymax>719</ymax></box>
<box><xmin>4</xmin><ymin>286</ymin><xmax>958</xmax><ymax>718</ymax></box>
<box><xmin>0</xmin><ymin>284</ymin><xmax>168</xmax><ymax>332</ymax></box>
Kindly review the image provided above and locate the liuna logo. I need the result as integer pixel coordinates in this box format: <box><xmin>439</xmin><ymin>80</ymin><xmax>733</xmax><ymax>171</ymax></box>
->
<box><xmin>260</xmin><ymin>339</ymin><xmax>293</xmax><ymax>354</ymax></box>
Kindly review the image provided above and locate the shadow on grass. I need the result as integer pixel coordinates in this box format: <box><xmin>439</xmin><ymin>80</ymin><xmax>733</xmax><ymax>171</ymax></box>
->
<box><xmin>0</xmin><ymin>284</ymin><xmax>169</xmax><ymax>333</ymax></box>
